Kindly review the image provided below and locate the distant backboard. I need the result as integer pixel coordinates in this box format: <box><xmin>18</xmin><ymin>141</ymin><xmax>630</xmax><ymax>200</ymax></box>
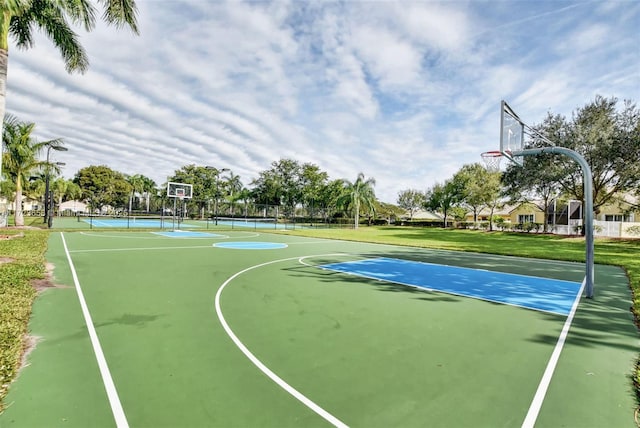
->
<box><xmin>167</xmin><ymin>182</ymin><xmax>193</xmax><ymax>199</ymax></box>
<box><xmin>500</xmin><ymin>100</ymin><xmax>524</xmax><ymax>166</ymax></box>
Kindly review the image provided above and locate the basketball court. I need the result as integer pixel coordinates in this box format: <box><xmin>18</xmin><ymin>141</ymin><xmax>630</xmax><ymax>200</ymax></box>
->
<box><xmin>1</xmin><ymin>230</ymin><xmax>635</xmax><ymax>427</ymax></box>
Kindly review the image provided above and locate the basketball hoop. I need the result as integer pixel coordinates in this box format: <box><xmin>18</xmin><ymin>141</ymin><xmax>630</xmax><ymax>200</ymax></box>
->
<box><xmin>481</xmin><ymin>150</ymin><xmax>503</xmax><ymax>172</ymax></box>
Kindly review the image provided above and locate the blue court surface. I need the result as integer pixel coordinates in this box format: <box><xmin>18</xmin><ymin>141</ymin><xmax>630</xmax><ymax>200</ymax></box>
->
<box><xmin>215</xmin><ymin>219</ymin><xmax>312</xmax><ymax>230</ymax></box>
<box><xmin>213</xmin><ymin>242</ymin><xmax>288</xmax><ymax>250</ymax></box>
<box><xmin>82</xmin><ymin>218</ymin><xmax>200</xmax><ymax>228</ymax></box>
<box><xmin>320</xmin><ymin>257</ymin><xmax>583</xmax><ymax>316</ymax></box>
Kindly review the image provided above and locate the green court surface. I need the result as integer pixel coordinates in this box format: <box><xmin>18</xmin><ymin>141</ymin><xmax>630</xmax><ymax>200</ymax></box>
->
<box><xmin>0</xmin><ymin>230</ymin><xmax>637</xmax><ymax>427</ymax></box>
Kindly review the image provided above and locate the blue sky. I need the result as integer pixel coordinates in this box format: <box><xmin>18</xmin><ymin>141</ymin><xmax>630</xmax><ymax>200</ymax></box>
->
<box><xmin>6</xmin><ymin>0</ymin><xmax>640</xmax><ymax>202</ymax></box>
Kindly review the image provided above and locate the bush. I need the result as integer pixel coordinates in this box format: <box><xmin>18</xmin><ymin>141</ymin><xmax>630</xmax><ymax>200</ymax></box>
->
<box><xmin>626</xmin><ymin>225</ymin><xmax>640</xmax><ymax>236</ymax></box>
<box><xmin>456</xmin><ymin>221</ymin><xmax>475</xmax><ymax>229</ymax></box>
<box><xmin>494</xmin><ymin>217</ymin><xmax>506</xmax><ymax>231</ymax></box>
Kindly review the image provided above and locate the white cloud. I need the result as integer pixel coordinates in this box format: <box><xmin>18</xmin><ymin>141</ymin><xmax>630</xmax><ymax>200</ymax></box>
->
<box><xmin>396</xmin><ymin>3</ymin><xmax>471</xmax><ymax>52</ymax></box>
<box><xmin>350</xmin><ymin>26</ymin><xmax>423</xmax><ymax>88</ymax></box>
<box><xmin>3</xmin><ymin>0</ymin><xmax>639</xmax><ymax>203</ymax></box>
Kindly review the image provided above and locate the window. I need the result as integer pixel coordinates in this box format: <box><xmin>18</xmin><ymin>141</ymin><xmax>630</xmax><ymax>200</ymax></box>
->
<box><xmin>605</xmin><ymin>214</ymin><xmax>631</xmax><ymax>222</ymax></box>
<box><xmin>518</xmin><ymin>214</ymin><xmax>535</xmax><ymax>223</ymax></box>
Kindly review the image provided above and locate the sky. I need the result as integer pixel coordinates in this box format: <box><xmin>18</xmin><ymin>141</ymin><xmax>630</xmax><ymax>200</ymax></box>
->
<box><xmin>6</xmin><ymin>0</ymin><xmax>640</xmax><ymax>203</ymax></box>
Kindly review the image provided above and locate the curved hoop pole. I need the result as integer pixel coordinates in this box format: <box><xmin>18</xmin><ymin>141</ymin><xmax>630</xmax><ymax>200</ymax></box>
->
<box><xmin>513</xmin><ymin>147</ymin><xmax>594</xmax><ymax>298</ymax></box>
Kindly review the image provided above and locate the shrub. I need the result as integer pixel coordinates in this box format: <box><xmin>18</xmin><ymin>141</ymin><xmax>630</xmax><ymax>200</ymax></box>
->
<box><xmin>626</xmin><ymin>225</ymin><xmax>640</xmax><ymax>236</ymax></box>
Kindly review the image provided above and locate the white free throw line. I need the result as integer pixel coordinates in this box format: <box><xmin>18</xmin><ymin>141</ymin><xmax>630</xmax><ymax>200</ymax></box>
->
<box><xmin>215</xmin><ymin>254</ymin><xmax>349</xmax><ymax>428</ymax></box>
<box><xmin>521</xmin><ymin>276</ymin><xmax>587</xmax><ymax>428</ymax></box>
<box><xmin>61</xmin><ymin>233</ymin><xmax>129</xmax><ymax>428</ymax></box>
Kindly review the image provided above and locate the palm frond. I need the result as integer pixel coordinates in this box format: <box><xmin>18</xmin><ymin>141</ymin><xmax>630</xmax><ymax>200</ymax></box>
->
<box><xmin>8</xmin><ymin>13</ymin><xmax>35</xmax><ymax>49</ymax></box>
<box><xmin>97</xmin><ymin>0</ymin><xmax>139</xmax><ymax>34</ymax></box>
<box><xmin>58</xmin><ymin>0</ymin><xmax>97</xmax><ymax>31</ymax></box>
<box><xmin>2</xmin><ymin>0</ymin><xmax>32</xmax><ymax>14</ymax></box>
<box><xmin>28</xmin><ymin>0</ymin><xmax>89</xmax><ymax>73</ymax></box>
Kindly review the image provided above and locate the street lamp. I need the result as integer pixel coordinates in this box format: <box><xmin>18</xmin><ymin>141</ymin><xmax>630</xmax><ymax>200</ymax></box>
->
<box><xmin>44</xmin><ymin>145</ymin><xmax>68</xmax><ymax>227</ymax></box>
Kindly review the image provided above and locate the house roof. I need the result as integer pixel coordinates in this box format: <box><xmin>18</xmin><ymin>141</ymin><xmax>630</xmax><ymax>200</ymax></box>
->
<box><xmin>405</xmin><ymin>209</ymin><xmax>442</xmax><ymax>220</ymax></box>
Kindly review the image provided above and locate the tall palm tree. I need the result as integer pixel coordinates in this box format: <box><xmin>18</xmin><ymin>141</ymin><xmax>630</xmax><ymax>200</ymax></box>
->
<box><xmin>139</xmin><ymin>175</ymin><xmax>157</xmax><ymax>212</ymax></box>
<box><xmin>224</xmin><ymin>172</ymin><xmax>242</xmax><ymax>216</ymax></box>
<box><xmin>2</xmin><ymin>115</ymin><xmax>63</xmax><ymax>226</ymax></box>
<box><xmin>0</xmin><ymin>0</ymin><xmax>139</xmax><ymax>147</ymax></box>
<box><xmin>126</xmin><ymin>173</ymin><xmax>145</xmax><ymax>212</ymax></box>
<box><xmin>338</xmin><ymin>172</ymin><xmax>376</xmax><ymax>229</ymax></box>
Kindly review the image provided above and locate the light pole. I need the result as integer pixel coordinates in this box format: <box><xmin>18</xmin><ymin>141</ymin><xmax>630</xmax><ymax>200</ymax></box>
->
<box><xmin>44</xmin><ymin>145</ymin><xmax>68</xmax><ymax>227</ymax></box>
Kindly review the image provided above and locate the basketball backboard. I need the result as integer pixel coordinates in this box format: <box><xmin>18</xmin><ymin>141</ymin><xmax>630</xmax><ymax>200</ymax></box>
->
<box><xmin>500</xmin><ymin>100</ymin><xmax>525</xmax><ymax>166</ymax></box>
<box><xmin>167</xmin><ymin>182</ymin><xmax>193</xmax><ymax>199</ymax></box>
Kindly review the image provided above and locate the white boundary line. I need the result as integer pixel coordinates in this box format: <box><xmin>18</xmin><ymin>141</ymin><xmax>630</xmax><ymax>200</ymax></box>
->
<box><xmin>60</xmin><ymin>233</ymin><xmax>129</xmax><ymax>428</ymax></box>
<box><xmin>70</xmin><ymin>245</ymin><xmax>215</xmax><ymax>253</ymax></box>
<box><xmin>316</xmin><ymin>257</ymin><xmax>580</xmax><ymax>317</ymax></box>
<box><xmin>521</xmin><ymin>276</ymin><xmax>587</xmax><ymax>428</ymax></box>
<box><xmin>79</xmin><ymin>231</ymin><xmax>260</xmax><ymax>240</ymax></box>
<box><xmin>215</xmin><ymin>254</ymin><xmax>349</xmax><ymax>428</ymax></box>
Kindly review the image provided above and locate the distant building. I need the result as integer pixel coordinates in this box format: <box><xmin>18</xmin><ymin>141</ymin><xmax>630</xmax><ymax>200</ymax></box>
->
<box><xmin>58</xmin><ymin>200</ymin><xmax>88</xmax><ymax>215</ymax></box>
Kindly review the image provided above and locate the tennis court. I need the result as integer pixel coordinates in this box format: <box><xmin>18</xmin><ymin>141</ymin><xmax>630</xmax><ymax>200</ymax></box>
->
<box><xmin>1</xmin><ymin>230</ymin><xmax>636</xmax><ymax>427</ymax></box>
<box><xmin>77</xmin><ymin>215</ymin><xmax>311</xmax><ymax>230</ymax></box>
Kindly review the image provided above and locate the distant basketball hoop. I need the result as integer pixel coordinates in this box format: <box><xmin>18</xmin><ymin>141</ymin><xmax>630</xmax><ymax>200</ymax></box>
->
<box><xmin>480</xmin><ymin>150</ymin><xmax>503</xmax><ymax>172</ymax></box>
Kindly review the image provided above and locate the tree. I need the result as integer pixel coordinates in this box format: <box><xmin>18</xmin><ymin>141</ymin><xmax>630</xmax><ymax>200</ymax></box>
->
<box><xmin>375</xmin><ymin>201</ymin><xmax>405</xmax><ymax>225</ymax></box>
<box><xmin>124</xmin><ymin>173</ymin><xmax>155</xmax><ymax>213</ymax></box>
<box><xmin>506</xmin><ymin>96</ymin><xmax>640</xmax><ymax>231</ymax></box>
<box><xmin>126</xmin><ymin>173</ymin><xmax>146</xmax><ymax>212</ymax></box>
<box><xmin>2</xmin><ymin>115</ymin><xmax>63</xmax><ymax>225</ymax></box>
<box><xmin>424</xmin><ymin>179</ymin><xmax>465</xmax><ymax>228</ymax></box>
<box><xmin>223</xmin><ymin>172</ymin><xmax>243</xmax><ymax>216</ymax></box>
<box><xmin>317</xmin><ymin>179</ymin><xmax>344</xmax><ymax>223</ymax></box>
<box><xmin>167</xmin><ymin>164</ymin><xmax>226</xmax><ymax>218</ymax></box>
<box><xmin>299</xmin><ymin>163</ymin><xmax>329</xmax><ymax>219</ymax></box>
<box><xmin>559</xmin><ymin>96</ymin><xmax>640</xmax><ymax>213</ymax></box>
<box><xmin>337</xmin><ymin>172</ymin><xmax>376</xmax><ymax>229</ymax></box>
<box><xmin>139</xmin><ymin>175</ymin><xmax>157</xmax><ymax>212</ymax></box>
<box><xmin>250</xmin><ymin>159</ymin><xmax>303</xmax><ymax>217</ymax></box>
<box><xmin>0</xmin><ymin>0</ymin><xmax>139</xmax><ymax>143</ymax></box>
<box><xmin>51</xmin><ymin>178</ymin><xmax>80</xmax><ymax>215</ymax></box>
<box><xmin>397</xmin><ymin>189</ymin><xmax>425</xmax><ymax>220</ymax></box>
<box><xmin>236</xmin><ymin>187</ymin><xmax>252</xmax><ymax>218</ymax></box>
<box><xmin>74</xmin><ymin>165</ymin><xmax>131</xmax><ymax>212</ymax></box>
<box><xmin>454</xmin><ymin>163</ymin><xmax>502</xmax><ymax>230</ymax></box>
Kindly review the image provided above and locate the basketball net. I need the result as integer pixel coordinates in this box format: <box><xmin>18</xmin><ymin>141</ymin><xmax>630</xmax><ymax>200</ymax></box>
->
<box><xmin>481</xmin><ymin>151</ymin><xmax>503</xmax><ymax>172</ymax></box>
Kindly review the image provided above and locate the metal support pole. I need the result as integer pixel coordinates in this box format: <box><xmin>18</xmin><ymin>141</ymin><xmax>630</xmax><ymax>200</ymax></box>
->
<box><xmin>44</xmin><ymin>147</ymin><xmax>51</xmax><ymax>224</ymax></box>
<box><xmin>47</xmin><ymin>190</ymin><xmax>54</xmax><ymax>228</ymax></box>
<box><xmin>514</xmin><ymin>147</ymin><xmax>594</xmax><ymax>297</ymax></box>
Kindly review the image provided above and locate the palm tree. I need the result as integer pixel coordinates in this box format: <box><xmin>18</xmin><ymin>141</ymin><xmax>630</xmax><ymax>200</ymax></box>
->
<box><xmin>2</xmin><ymin>115</ymin><xmax>63</xmax><ymax>226</ymax></box>
<box><xmin>224</xmin><ymin>172</ymin><xmax>242</xmax><ymax>216</ymax></box>
<box><xmin>338</xmin><ymin>172</ymin><xmax>376</xmax><ymax>229</ymax></box>
<box><xmin>126</xmin><ymin>173</ymin><xmax>145</xmax><ymax>213</ymax></box>
<box><xmin>139</xmin><ymin>175</ymin><xmax>157</xmax><ymax>212</ymax></box>
<box><xmin>52</xmin><ymin>177</ymin><xmax>81</xmax><ymax>216</ymax></box>
<box><xmin>0</xmin><ymin>0</ymin><xmax>139</xmax><ymax>147</ymax></box>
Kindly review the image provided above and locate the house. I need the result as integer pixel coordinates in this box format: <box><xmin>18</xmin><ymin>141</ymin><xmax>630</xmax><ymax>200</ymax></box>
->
<box><xmin>59</xmin><ymin>200</ymin><xmax>88</xmax><ymax>215</ymax></box>
<box><xmin>0</xmin><ymin>196</ymin><xmax>43</xmax><ymax>214</ymax></box>
<box><xmin>409</xmin><ymin>209</ymin><xmax>443</xmax><ymax>221</ymax></box>
<box><xmin>465</xmin><ymin>196</ymin><xmax>640</xmax><ymax>238</ymax></box>
<box><xmin>464</xmin><ymin>203</ymin><xmax>518</xmax><ymax>223</ymax></box>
